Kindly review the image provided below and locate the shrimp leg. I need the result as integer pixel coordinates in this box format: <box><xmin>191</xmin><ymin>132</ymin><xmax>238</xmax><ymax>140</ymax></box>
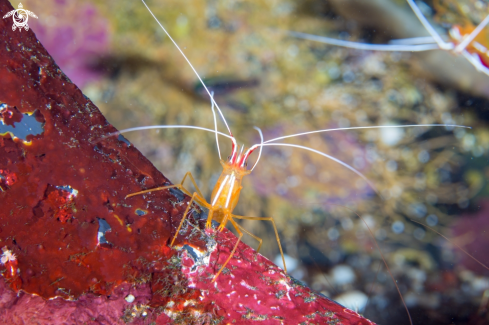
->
<box><xmin>125</xmin><ymin>171</ymin><xmax>210</xmax><ymax>246</ymax></box>
<box><xmin>213</xmin><ymin>217</ymin><xmax>244</xmax><ymax>282</ymax></box>
<box><xmin>233</xmin><ymin>220</ymin><xmax>263</xmax><ymax>253</ymax></box>
<box><xmin>231</xmin><ymin>214</ymin><xmax>286</xmax><ymax>273</ymax></box>
<box><xmin>125</xmin><ymin>171</ymin><xmax>204</xmax><ymax>198</ymax></box>
<box><xmin>171</xmin><ymin>191</ymin><xmax>210</xmax><ymax>246</ymax></box>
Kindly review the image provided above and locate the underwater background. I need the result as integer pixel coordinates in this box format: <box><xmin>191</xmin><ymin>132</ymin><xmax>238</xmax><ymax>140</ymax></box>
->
<box><xmin>18</xmin><ymin>0</ymin><xmax>489</xmax><ymax>323</ymax></box>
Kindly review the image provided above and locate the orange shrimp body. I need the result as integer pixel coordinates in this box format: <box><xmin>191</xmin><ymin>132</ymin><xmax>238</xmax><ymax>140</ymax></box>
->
<box><xmin>450</xmin><ymin>24</ymin><xmax>489</xmax><ymax>67</ymax></box>
<box><xmin>208</xmin><ymin>159</ymin><xmax>251</xmax><ymax>229</ymax></box>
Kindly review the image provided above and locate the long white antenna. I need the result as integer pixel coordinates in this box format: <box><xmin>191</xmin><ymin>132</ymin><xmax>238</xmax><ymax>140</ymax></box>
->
<box><xmin>96</xmin><ymin>125</ymin><xmax>234</xmax><ymax>142</ymax></box>
<box><xmin>263</xmin><ymin>124</ymin><xmax>470</xmax><ymax>144</ymax></box>
<box><xmin>389</xmin><ymin>36</ymin><xmax>436</xmax><ymax>45</ymax></box>
<box><xmin>289</xmin><ymin>31</ymin><xmax>441</xmax><ymax>52</ymax></box>
<box><xmin>249</xmin><ymin>127</ymin><xmax>263</xmax><ymax>171</ymax></box>
<box><xmin>254</xmin><ymin>142</ymin><xmax>381</xmax><ymax>199</ymax></box>
<box><xmin>405</xmin><ymin>0</ymin><xmax>453</xmax><ymax>50</ymax></box>
<box><xmin>141</xmin><ymin>0</ymin><xmax>233</xmax><ymax>138</ymax></box>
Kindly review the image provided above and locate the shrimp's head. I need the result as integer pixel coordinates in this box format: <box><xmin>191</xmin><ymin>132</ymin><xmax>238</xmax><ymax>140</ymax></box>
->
<box><xmin>223</xmin><ymin>145</ymin><xmax>253</xmax><ymax>177</ymax></box>
<box><xmin>210</xmin><ymin>152</ymin><xmax>252</xmax><ymax>211</ymax></box>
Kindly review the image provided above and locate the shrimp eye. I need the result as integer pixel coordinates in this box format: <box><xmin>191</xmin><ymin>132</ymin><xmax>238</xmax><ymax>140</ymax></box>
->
<box><xmin>244</xmin><ymin>162</ymin><xmax>248</xmax><ymax>167</ymax></box>
<box><xmin>227</xmin><ymin>155</ymin><xmax>232</xmax><ymax>161</ymax></box>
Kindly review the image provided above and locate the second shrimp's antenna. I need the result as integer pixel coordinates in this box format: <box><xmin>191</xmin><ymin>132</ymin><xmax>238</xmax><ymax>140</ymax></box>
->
<box><xmin>405</xmin><ymin>0</ymin><xmax>452</xmax><ymax>50</ymax></box>
<box><xmin>140</xmin><ymin>0</ymin><xmax>234</xmax><ymax>143</ymax></box>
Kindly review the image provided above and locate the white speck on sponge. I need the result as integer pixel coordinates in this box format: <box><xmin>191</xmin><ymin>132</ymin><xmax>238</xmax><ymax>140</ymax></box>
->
<box><xmin>0</xmin><ymin>246</ymin><xmax>16</xmax><ymax>264</ymax></box>
<box><xmin>125</xmin><ymin>294</ymin><xmax>135</xmax><ymax>303</ymax></box>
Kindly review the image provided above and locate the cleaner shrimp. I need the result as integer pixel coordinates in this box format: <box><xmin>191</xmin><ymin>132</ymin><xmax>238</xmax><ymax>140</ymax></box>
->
<box><xmin>87</xmin><ymin>0</ymin><xmax>488</xmax><ymax>323</ymax></box>
<box><xmin>290</xmin><ymin>0</ymin><xmax>489</xmax><ymax>76</ymax></box>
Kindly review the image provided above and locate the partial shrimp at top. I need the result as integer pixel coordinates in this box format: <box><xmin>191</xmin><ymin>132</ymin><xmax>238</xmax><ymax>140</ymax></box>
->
<box><xmin>290</xmin><ymin>0</ymin><xmax>489</xmax><ymax>76</ymax></box>
<box><xmin>433</xmin><ymin>0</ymin><xmax>489</xmax><ymax>68</ymax></box>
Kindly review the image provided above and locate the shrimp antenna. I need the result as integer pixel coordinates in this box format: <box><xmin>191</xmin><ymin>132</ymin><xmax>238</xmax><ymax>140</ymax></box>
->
<box><xmin>252</xmin><ymin>142</ymin><xmax>381</xmax><ymax>199</ymax></box>
<box><xmin>243</xmin><ymin>126</ymin><xmax>263</xmax><ymax>171</ymax></box>
<box><xmin>263</xmin><ymin>124</ymin><xmax>470</xmax><ymax>144</ymax></box>
<box><xmin>405</xmin><ymin>0</ymin><xmax>453</xmax><ymax>50</ymax></box>
<box><xmin>289</xmin><ymin>31</ymin><xmax>441</xmax><ymax>52</ymax></box>
<box><xmin>389</xmin><ymin>36</ymin><xmax>437</xmax><ymax>45</ymax></box>
<box><xmin>93</xmin><ymin>125</ymin><xmax>234</xmax><ymax>143</ymax></box>
<box><xmin>410</xmin><ymin>219</ymin><xmax>489</xmax><ymax>272</ymax></box>
<box><xmin>209</xmin><ymin>91</ymin><xmax>222</xmax><ymax>159</ymax></box>
<box><xmin>140</xmin><ymin>0</ymin><xmax>234</xmax><ymax>139</ymax></box>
